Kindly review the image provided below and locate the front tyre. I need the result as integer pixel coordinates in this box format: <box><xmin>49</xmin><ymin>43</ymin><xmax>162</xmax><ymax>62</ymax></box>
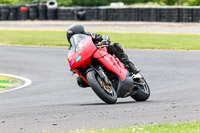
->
<box><xmin>86</xmin><ymin>70</ymin><xmax>117</xmax><ymax>104</ymax></box>
<box><xmin>131</xmin><ymin>77</ymin><xmax>150</xmax><ymax>101</ymax></box>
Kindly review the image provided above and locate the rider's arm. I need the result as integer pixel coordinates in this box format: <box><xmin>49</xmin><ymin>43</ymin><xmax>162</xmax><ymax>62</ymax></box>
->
<box><xmin>85</xmin><ymin>32</ymin><xmax>111</xmax><ymax>45</ymax></box>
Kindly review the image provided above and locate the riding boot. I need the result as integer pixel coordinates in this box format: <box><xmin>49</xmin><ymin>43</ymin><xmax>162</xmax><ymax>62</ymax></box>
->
<box><xmin>120</xmin><ymin>54</ymin><xmax>140</xmax><ymax>74</ymax></box>
<box><xmin>126</xmin><ymin>62</ymin><xmax>140</xmax><ymax>74</ymax></box>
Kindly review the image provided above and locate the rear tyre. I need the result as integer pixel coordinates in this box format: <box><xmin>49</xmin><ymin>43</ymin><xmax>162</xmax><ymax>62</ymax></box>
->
<box><xmin>86</xmin><ymin>70</ymin><xmax>117</xmax><ymax>104</ymax></box>
<box><xmin>131</xmin><ymin>77</ymin><xmax>150</xmax><ymax>101</ymax></box>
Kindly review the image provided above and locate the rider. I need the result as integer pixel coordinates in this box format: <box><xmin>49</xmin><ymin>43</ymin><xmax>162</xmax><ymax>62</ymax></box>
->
<box><xmin>67</xmin><ymin>24</ymin><xmax>140</xmax><ymax>87</ymax></box>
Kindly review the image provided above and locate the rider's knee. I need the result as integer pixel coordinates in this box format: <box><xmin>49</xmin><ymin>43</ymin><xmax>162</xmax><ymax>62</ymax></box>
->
<box><xmin>77</xmin><ymin>76</ymin><xmax>89</xmax><ymax>88</ymax></box>
<box><xmin>112</xmin><ymin>43</ymin><xmax>124</xmax><ymax>53</ymax></box>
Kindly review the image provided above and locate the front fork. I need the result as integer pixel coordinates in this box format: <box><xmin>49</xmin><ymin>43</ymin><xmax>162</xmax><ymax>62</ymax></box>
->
<box><xmin>86</xmin><ymin>66</ymin><xmax>110</xmax><ymax>86</ymax></box>
<box><xmin>72</xmin><ymin>65</ymin><xmax>111</xmax><ymax>87</ymax></box>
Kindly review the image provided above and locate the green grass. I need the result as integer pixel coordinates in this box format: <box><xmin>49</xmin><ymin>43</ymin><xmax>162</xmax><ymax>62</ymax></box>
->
<box><xmin>0</xmin><ymin>29</ymin><xmax>200</xmax><ymax>50</ymax></box>
<box><xmin>43</xmin><ymin>121</ymin><xmax>200</xmax><ymax>133</ymax></box>
<box><xmin>0</xmin><ymin>29</ymin><xmax>67</xmax><ymax>46</ymax></box>
<box><xmin>0</xmin><ymin>75</ymin><xmax>22</xmax><ymax>91</ymax></box>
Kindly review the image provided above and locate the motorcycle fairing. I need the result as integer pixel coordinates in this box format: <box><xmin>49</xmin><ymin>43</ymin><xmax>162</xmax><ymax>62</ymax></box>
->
<box><xmin>117</xmin><ymin>73</ymin><xmax>135</xmax><ymax>97</ymax></box>
<box><xmin>93</xmin><ymin>48</ymin><xmax>127</xmax><ymax>81</ymax></box>
<box><xmin>68</xmin><ymin>34</ymin><xmax>97</xmax><ymax>69</ymax></box>
<box><xmin>74</xmin><ymin>69</ymin><xmax>89</xmax><ymax>84</ymax></box>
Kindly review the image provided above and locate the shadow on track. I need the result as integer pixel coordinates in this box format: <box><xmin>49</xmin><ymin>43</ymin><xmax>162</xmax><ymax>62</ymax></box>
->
<box><xmin>79</xmin><ymin>101</ymin><xmax>153</xmax><ymax>106</ymax></box>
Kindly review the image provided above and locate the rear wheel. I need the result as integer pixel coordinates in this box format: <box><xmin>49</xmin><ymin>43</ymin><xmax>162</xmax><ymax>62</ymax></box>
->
<box><xmin>86</xmin><ymin>70</ymin><xmax>117</xmax><ymax>104</ymax></box>
<box><xmin>131</xmin><ymin>77</ymin><xmax>150</xmax><ymax>101</ymax></box>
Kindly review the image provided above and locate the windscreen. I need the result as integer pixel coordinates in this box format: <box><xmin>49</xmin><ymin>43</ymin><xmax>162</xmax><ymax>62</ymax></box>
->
<box><xmin>69</xmin><ymin>34</ymin><xmax>89</xmax><ymax>53</ymax></box>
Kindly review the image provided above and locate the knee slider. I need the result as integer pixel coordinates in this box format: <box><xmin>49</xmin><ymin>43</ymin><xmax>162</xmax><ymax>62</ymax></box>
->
<box><xmin>77</xmin><ymin>76</ymin><xmax>89</xmax><ymax>88</ymax></box>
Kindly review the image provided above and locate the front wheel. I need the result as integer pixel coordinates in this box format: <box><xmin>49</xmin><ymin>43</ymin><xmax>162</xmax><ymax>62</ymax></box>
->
<box><xmin>131</xmin><ymin>77</ymin><xmax>150</xmax><ymax>101</ymax></box>
<box><xmin>86</xmin><ymin>70</ymin><xmax>117</xmax><ymax>104</ymax></box>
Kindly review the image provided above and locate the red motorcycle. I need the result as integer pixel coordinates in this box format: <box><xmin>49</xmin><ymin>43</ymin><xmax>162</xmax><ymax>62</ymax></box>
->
<box><xmin>67</xmin><ymin>34</ymin><xmax>150</xmax><ymax>104</ymax></box>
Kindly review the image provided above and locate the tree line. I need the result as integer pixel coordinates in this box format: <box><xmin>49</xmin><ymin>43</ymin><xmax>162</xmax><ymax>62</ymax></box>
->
<box><xmin>0</xmin><ymin>0</ymin><xmax>200</xmax><ymax>6</ymax></box>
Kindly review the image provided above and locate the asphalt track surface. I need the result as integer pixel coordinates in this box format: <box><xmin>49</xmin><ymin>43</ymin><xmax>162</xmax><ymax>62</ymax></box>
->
<box><xmin>0</xmin><ymin>44</ymin><xmax>200</xmax><ymax>133</ymax></box>
<box><xmin>1</xmin><ymin>21</ymin><xmax>200</xmax><ymax>133</ymax></box>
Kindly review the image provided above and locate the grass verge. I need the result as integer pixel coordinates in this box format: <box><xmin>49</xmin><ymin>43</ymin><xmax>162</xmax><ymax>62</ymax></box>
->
<box><xmin>44</xmin><ymin>121</ymin><xmax>200</xmax><ymax>133</ymax></box>
<box><xmin>0</xmin><ymin>75</ymin><xmax>22</xmax><ymax>91</ymax></box>
<box><xmin>0</xmin><ymin>29</ymin><xmax>200</xmax><ymax>50</ymax></box>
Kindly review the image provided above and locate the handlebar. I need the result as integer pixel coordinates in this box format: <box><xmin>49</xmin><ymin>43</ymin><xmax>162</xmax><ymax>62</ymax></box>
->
<box><xmin>95</xmin><ymin>42</ymin><xmax>108</xmax><ymax>49</ymax></box>
<box><xmin>96</xmin><ymin>44</ymin><xmax>108</xmax><ymax>49</ymax></box>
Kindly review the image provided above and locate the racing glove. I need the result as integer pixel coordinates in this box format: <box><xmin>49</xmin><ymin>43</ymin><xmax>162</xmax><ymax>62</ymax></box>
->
<box><xmin>101</xmin><ymin>35</ymin><xmax>111</xmax><ymax>45</ymax></box>
<box><xmin>101</xmin><ymin>40</ymin><xmax>110</xmax><ymax>45</ymax></box>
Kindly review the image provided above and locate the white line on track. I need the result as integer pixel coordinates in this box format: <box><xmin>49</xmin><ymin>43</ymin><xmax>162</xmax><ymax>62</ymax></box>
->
<box><xmin>0</xmin><ymin>73</ymin><xmax>32</xmax><ymax>94</ymax></box>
